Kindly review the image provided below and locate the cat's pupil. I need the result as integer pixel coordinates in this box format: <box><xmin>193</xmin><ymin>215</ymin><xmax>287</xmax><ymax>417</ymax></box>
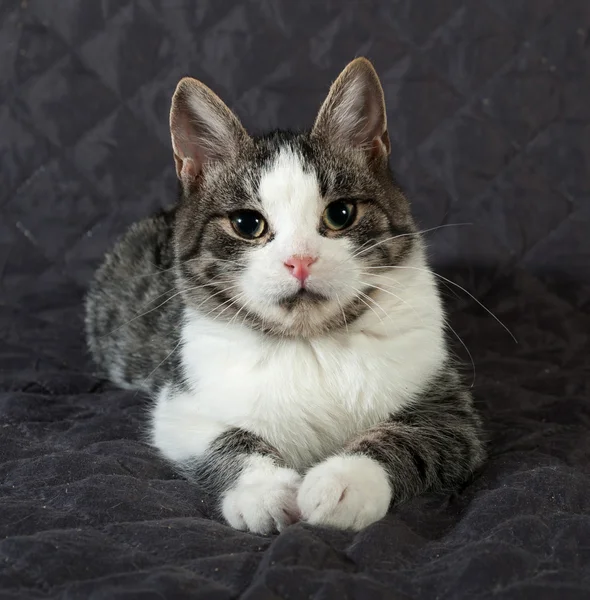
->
<box><xmin>329</xmin><ymin>203</ymin><xmax>350</xmax><ymax>227</ymax></box>
<box><xmin>230</xmin><ymin>211</ymin><xmax>265</xmax><ymax>239</ymax></box>
<box><xmin>324</xmin><ymin>201</ymin><xmax>355</xmax><ymax>230</ymax></box>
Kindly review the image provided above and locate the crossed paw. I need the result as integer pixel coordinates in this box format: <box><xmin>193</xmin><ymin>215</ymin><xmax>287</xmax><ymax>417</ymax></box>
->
<box><xmin>222</xmin><ymin>455</ymin><xmax>391</xmax><ymax>534</ymax></box>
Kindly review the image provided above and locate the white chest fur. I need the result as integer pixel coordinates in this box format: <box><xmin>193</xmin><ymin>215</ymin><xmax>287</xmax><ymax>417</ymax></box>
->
<box><xmin>154</xmin><ymin>262</ymin><xmax>447</xmax><ymax>471</ymax></box>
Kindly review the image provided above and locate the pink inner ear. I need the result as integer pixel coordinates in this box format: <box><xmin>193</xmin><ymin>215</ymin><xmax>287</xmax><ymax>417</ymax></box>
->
<box><xmin>370</xmin><ymin>133</ymin><xmax>390</xmax><ymax>159</ymax></box>
<box><xmin>180</xmin><ymin>158</ymin><xmax>198</xmax><ymax>181</ymax></box>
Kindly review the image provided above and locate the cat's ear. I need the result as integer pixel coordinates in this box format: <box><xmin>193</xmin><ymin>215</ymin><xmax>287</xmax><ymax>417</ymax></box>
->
<box><xmin>312</xmin><ymin>58</ymin><xmax>390</xmax><ymax>158</ymax></box>
<box><xmin>170</xmin><ymin>77</ymin><xmax>249</xmax><ymax>182</ymax></box>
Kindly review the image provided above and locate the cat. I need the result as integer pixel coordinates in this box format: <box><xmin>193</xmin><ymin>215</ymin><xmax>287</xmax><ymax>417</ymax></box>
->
<box><xmin>86</xmin><ymin>58</ymin><xmax>485</xmax><ymax>534</ymax></box>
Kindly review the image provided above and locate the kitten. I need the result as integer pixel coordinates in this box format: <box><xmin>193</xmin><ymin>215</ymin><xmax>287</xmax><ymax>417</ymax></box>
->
<box><xmin>86</xmin><ymin>58</ymin><xmax>485</xmax><ymax>534</ymax></box>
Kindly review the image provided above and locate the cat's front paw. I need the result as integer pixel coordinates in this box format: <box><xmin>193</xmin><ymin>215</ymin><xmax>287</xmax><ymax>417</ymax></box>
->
<box><xmin>222</xmin><ymin>461</ymin><xmax>301</xmax><ymax>535</ymax></box>
<box><xmin>297</xmin><ymin>455</ymin><xmax>391</xmax><ymax>531</ymax></box>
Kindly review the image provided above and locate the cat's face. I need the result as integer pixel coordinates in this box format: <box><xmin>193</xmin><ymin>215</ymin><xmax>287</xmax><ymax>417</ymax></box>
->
<box><xmin>171</xmin><ymin>59</ymin><xmax>416</xmax><ymax>337</ymax></box>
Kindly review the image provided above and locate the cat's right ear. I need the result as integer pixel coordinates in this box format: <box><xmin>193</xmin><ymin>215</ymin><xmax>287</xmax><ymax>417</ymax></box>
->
<box><xmin>170</xmin><ymin>78</ymin><xmax>249</xmax><ymax>183</ymax></box>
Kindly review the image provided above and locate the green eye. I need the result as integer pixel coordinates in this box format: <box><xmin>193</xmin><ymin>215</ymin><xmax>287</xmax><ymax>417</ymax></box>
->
<box><xmin>323</xmin><ymin>200</ymin><xmax>357</xmax><ymax>231</ymax></box>
<box><xmin>230</xmin><ymin>210</ymin><xmax>267</xmax><ymax>239</ymax></box>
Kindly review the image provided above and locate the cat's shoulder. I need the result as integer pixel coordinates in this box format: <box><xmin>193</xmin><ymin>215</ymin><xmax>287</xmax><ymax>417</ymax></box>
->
<box><xmin>95</xmin><ymin>207</ymin><xmax>177</xmax><ymax>281</ymax></box>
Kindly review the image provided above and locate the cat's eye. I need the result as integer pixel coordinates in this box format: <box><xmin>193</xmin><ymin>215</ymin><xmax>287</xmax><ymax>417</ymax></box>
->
<box><xmin>322</xmin><ymin>200</ymin><xmax>357</xmax><ymax>231</ymax></box>
<box><xmin>229</xmin><ymin>210</ymin><xmax>267</xmax><ymax>239</ymax></box>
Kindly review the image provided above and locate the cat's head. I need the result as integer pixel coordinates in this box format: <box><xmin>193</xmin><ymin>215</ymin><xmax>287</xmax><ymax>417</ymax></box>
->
<box><xmin>170</xmin><ymin>58</ymin><xmax>417</xmax><ymax>337</ymax></box>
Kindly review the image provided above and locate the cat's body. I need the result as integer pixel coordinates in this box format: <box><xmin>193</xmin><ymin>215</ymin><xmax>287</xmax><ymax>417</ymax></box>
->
<box><xmin>87</xmin><ymin>209</ymin><xmax>181</xmax><ymax>393</ymax></box>
<box><xmin>88</xmin><ymin>199</ymin><xmax>445</xmax><ymax>471</ymax></box>
<box><xmin>86</xmin><ymin>59</ymin><xmax>485</xmax><ymax>534</ymax></box>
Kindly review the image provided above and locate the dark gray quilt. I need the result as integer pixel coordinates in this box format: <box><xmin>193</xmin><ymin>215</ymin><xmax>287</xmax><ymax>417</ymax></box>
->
<box><xmin>1</xmin><ymin>1</ymin><xmax>589</xmax><ymax>598</ymax></box>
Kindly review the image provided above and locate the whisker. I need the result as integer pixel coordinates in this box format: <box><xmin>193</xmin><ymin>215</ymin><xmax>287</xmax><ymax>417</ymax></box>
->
<box><xmin>365</xmin><ymin>264</ymin><xmax>517</xmax><ymax>343</ymax></box>
<box><xmin>351</xmin><ymin>223</ymin><xmax>473</xmax><ymax>259</ymax></box>
<box><xmin>99</xmin><ymin>287</ymin><xmax>188</xmax><ymax>339</ymax></box>
<box><xmin>443</xmin><ymin>318</ymin><xmax>476</xmax><ymax>388</ymax></box>
<box><xmin>126</xmin><ymin>255</ymin><xmax>247</xmax><ymax>282</ymax></box>
<box><xmin>410</xmin><ymin>267</ymin><xmax>517</xmax><ymax>343</ymax></box>
<box><xmin>358</xmin><ymin>289</ymin><xmax>388</xmax><ymax>317</ymax></box>
<box><xmin>350</xmin><ymin>237</ymin><xmax>377</xmax><ymax>256</ymax></box>
<box><xmin>240</xmin><ymin>307</ymin><xmax>254</xmax><ymax>329</ymax></box>
<box><xmin>359</xmin><ymin>280</ymin><xmax>422</xmax><ymax>322</ymax></box>
<box><xmin>127</xmin><ymin>264</ymin><xmax>178</xmax><ymax>281</ymax></box>
<box><xmin>129</xmin><ymin>255</ymin><xmax>206</xmax><ymax>281</ymax></box>
<box><xmin>364</xmin><ymin>266</ymin><xmax>461</xmax><ymax>300</ymax></box>
<box><xmin>360</xmin><ymin>270</ymin><xmax>476</xmax><ymax>384</ymax></box>
<box><xmin>214</xmin><ymin>258</ymin><xmax>248</xmax><ymax>267</ymax></box>
<box><xmin>227</xmin><ymin>299</ymin><xmax>249</xmax><ymax>328</ymax></box>
<box><xmin>192</xmin><ymin>284</ymin><xmax>241</xmax><ymax>312</ymax></box>
<box><xmin>101</xmin><ymin>280</ymin><xmax>237</xmax><ymax>339</ymax></box>
<box><xmin>216</xmin><ymin>293</ymin><xmax>246</xmax><ymax>321</ymax></box>
<box><xmin>355</xmin><ymin>291</ymin><xmax>386</xmax><ymax>324</ymax></box>
<box><xmin>360</xmin><ymin>270</ymin><xmax>408</xmax><ymax>291</ymax></box>
<box><xmin>135</xmin><ymin>285</ymin><xmax>180</xmax><ymax>310</ymax></box>
<box><xmin>203</xmin><ymin>291</ymin><xmax>246</xmax><ymax>321</ymax></box>
<box><xmin>126</xmin><ymin>270</ymin><xmax>235</xmax><ymax>320</ymax></box>
<box><xmin>326</xmin><ymin>282</ymin><xmax>349</xmax><ymax>333</ymax></box>
<box><xmin>141</xmin><ymin>339</ymin><xmax>183</xmax><ymax>390</ymax></box>
<box><xmin>134</xmin><ymin>276</ymin><xmax>211</xmax><ymax>310</ymax></box>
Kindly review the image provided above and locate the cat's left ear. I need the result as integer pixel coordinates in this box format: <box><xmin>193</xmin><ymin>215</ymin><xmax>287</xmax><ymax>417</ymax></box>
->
<box><xmin>312</xmin><ymin>57</ymin><xmax>390</xmax><ymax>158</ymax></box>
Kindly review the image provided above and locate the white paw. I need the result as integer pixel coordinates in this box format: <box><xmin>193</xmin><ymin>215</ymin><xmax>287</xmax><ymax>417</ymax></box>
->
<box><xmin>222</xmin><ymin>458</ymin><xmax>301</xmax><ymax>535</ymax></box>
<box><xmin>297</xmin><ymin>455</ymin><xmax>391</xmax><ymax>531</ymax></box>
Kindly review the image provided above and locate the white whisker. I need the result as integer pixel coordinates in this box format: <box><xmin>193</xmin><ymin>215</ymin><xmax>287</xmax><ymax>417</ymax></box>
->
<box><xmin>360</xmin><ymin>270</ymin><xmax>408</xmax><ymax>291</ymax></box>
<box><xmin>141</xmin><ymin>339</ymin><xmax>183</xmax><ymax>389</ymax></box>
<box><xmin>347</xmin><ymin>285</ymin><xmax>389</xmax><ymax>324</ymax></box>
<box><xmin>138</xmin><ymin>274</ymin><xmax>233</xmax><ymax>311</ymax></box>
<box><xmin>204</xmin><ymin>292</ymin><xmax>247</xmax><ymax>322</ymax></box>
<box><xmin>360</xmin><ymin>270</ymin><xmax>477</xmax><ymax>385</ymax></box>
<box><xmin>351</xmin><ymin>223</ymin><xmax>473</xmax><ymax>259</ymax></box>
<box><xmin>443</xmin><ymin>318</ymin><xmax>476</xmax><ymax>388</ymax></box>
<box><xmin>127</xmin><ymin>264</ymin><xmax>178</xmax><ymax>281</ymax></box>
<box><xmin>359</xmin><ymin>280</ymin><xmax>422</xmax><ymax>322</ymax></box>
<box><xmin>350</xmin><ymin>236</ymin><xmax>377</xmax><ymax>256</ymax></box>
<box><xmin>227</xmin><ymin>298</ymin><xmax>249</xmax><ymax>328</ymax></box>
<box><xmin>102</xmin><ymin>280</ymin><xmax>237</xmax><ymax>339</ymax></box>
<box><xmin>365</xmin><ymin>265</ymin><xmax>517</xmax><ymax>344</ymax></box>
<box><xmin>193</xmin><ymin>284</ymin><xmax>241</xmax><ymax>312</ymax></box>
<box><xmin>240</xmin><ymin>307</ymin><xmax>254</xmax><ymax>329</ymax></box>
<box><xmin>326</xmin><ymin>282</ymin><xmax>349</xmax><ymax>333</ymax></box>
<box><xmin>129</xmin><ymin>255</ymin><xmax>215</xmax><ymax>281</ymax></box>
<box><xmin>214</xmin><ymin>258</ymin><xmax>248</xmax><ymax>267</ymax></box>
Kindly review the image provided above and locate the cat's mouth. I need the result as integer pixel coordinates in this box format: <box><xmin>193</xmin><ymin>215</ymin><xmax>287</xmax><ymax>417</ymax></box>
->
<box><xmin>278</xmin><ymin>288</ymin><xmax>330</xmax><ymax>310</ymax></box>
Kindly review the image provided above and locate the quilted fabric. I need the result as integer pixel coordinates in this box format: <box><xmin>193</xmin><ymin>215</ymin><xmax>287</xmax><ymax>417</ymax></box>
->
<box><xmin>1</xmin><ymin>0</ymin><xmax>589</xmax><ymax>597</ymax></box>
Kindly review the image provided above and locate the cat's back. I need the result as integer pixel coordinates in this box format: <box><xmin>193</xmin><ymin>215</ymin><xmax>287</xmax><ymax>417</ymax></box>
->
<box><xmin>85</xmin><ymin>209</ymin><xmax>182</xmax><ymax>392</ymax></box>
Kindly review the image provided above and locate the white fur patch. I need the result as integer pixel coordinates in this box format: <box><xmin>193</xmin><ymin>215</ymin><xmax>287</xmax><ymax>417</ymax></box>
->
<box><xmin>297</xmin><ymin>454</ymin><xmax>391</xmax><ymax>530</ymax></box>
<box><xmin>151</xmin><ymin>384</ymin><xmax>225</xmax><ymax>463</ymax></box>
<box><xmin>171</xmin><ymin>245</ymin><xmax>445</xmax><ymax>472</ymax></box>
<box><xmin>258</xmin><ymin>148</ymin><xmax>322</xmax><ymax>250</ymax></box>
<box><xmin>240</xmin><ymin>149</ymin><xmax>361</xmax><ymax>328</ymax></box>
<box><xmin>238</xmin><ymin>148</ymin><xmax>386</xmax><ymax>334</ymax></box>
<box><xmin>221</xmin><ymin>455</ymin><xmax>301</xmax><ymax>534</ymax></box>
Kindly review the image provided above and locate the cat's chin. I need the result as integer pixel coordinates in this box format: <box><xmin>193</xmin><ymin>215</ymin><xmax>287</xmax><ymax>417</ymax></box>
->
<box><xmin>277</xmin><ymin>288</ymin><xmax>330</xmax><ymax>310</ymax></box>
<box><xmin>263</xmin><ymin>290</ymin><xmax>338</xmax><ymax>337</ymax></box>
<box><xmin>264</xmin><ymin>315</ymin><xmax>339</xmax><ymax>338</ymax></box>
<box><xmin>255</xmin><ymin>294</ymin><xmax>360</xmax><ymax>338</ymax></box>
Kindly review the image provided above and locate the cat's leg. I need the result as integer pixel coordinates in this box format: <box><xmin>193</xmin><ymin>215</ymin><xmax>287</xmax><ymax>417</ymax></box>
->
<box><xmin>152</xmin><ymin>384</ymin><xmax>301</xmax><ymax>534</ymax></box>
<box><xmin>297</xmin><ymin>381</ymin><xmax>485</xmax><ymax>531</ymax></box>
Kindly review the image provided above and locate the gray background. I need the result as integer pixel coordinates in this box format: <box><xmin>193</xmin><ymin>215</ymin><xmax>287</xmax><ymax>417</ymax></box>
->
<box><xmin>1</xmin><ymin>0</ymin><xmax>588</xmax><ymax>294</ymax></box>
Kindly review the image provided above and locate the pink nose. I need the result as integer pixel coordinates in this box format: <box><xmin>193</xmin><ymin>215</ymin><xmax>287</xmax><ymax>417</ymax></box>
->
<box><xmin>284</xmin><ymin>256</ymin><xmax>317</xmax><ymax>284</ymax></box>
